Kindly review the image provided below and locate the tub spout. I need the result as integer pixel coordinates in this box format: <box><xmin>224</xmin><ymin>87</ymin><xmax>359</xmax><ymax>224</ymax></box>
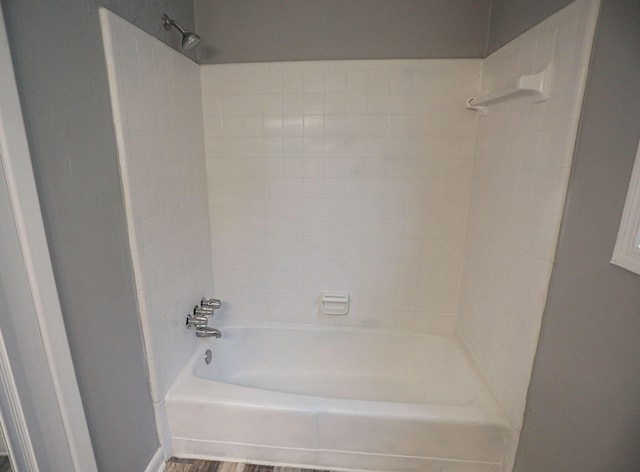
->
<box><xmin>195</xmin><ymin>326</ymin><xmax>222</xmax><ymax>338</ymax></box>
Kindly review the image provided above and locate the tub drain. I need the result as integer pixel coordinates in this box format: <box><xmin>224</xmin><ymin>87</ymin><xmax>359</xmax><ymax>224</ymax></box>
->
<box><xmin>204</xmin><ymin>349</ymin><xmax>212</xmax><ymax>364</ymax></box>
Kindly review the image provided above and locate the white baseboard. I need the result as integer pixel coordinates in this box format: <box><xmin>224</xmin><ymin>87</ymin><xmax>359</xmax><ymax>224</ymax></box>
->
<box><xmin>144</xmin><ymin>448</ymin><xmax>165</xmax><ymax>472</ymax></box>
<box><xmin>172</xmin><ymin>438</ymin><xmax>501</xmax><ymax>472</ymax></box>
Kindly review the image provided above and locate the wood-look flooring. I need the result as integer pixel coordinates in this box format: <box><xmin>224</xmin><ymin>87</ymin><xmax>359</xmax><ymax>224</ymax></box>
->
<box><xmin>165</xmin><ymin>457</ymin><xmax>332</xmax><ymax>472</ymax></box>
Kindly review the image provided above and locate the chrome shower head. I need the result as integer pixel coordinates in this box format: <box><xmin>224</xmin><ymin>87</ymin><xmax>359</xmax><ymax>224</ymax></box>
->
<box><xmin>181</xmin><ymin>32</ymin><xmax>201</xmax><ymax>50</ymax></box>
<box><xmin>162</xmin><ymin>13</ymin><xmax>201</xmax><ymax>50</ymax></box>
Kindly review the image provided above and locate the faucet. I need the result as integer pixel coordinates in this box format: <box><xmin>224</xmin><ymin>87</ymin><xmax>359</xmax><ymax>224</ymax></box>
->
<box><xmin>186</xmin><ymin>297</ymin><xmax>223</xmax><ymax>338</ymax></box>
<box><xmin>195</xmin><ymin>326</ymin><xmax>222</xmax><ymax>338</ymax></box>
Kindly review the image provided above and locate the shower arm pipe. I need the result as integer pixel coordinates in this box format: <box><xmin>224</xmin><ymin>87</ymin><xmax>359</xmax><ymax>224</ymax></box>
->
<box><xmin>466</xmin><ymin>63</ymin><xmax>553</xmax><ymax>115</ymax></box>
<box><xmin>162</xmin><ymin>14</ymin><xmax>187</xmax><ymax>34</ymax></box>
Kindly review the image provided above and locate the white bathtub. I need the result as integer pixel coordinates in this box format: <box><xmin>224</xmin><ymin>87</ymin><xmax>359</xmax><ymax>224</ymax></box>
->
<box><xmin>166</xmin><ymin>325</ymin><xmax>508</xmax><ymax>471</ymax></box>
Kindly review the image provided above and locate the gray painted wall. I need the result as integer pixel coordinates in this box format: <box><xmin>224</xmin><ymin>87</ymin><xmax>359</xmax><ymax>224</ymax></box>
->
<box><xmin>486</xmin><ymin>0</ymin><xmax>574</xmax><ymax>53</ymax></box>
<box><xmin>0</xmin><ymin>427</ymin><xmax>5</xmax><ymax>456</ymax></box>
<box><xmin>3</xmin><ymin>0</ymin><xmax>637</xmax><ymax>470</ymax></box>
<box><xmin>490</xmin><ymin>1</ymin><xmax>640</xmax><ymax>471</ymax></box>
<box><xmin>0</xmin><ymin>1</ymin><xmax>195</xmax><ymax>470</ymax></box>
<box><xmin>194</xmin><ymin>0</ymin><xmax>491</xmax><ymax>64</ymax></box>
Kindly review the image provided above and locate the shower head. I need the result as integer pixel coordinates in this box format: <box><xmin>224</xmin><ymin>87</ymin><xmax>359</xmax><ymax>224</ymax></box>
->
<box><xmin>181</xmin><ymin>32</ymin><xmax>201</xmax><ymax>50</ymax></box>
<box><xmin>162</xmin><ymin>13</ymin><xmax>201</xmax><ymax>50</ymax></box>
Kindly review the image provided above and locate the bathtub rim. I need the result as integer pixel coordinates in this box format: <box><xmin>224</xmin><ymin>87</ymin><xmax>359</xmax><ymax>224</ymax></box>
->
<box><xmin>166</xmin><ymin>323</ymin><xmax>509</xmax><ymax>428</ymax></box>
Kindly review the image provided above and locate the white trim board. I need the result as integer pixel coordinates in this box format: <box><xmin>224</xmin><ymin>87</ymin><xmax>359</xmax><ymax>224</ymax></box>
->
<box><xmin>0</xmin><ymin>327</ymin><xmax>37</xmax><ymax>471</ymax></box>
<box><xmin>144</xmin><ymin>448</ymin><xmax>166</xmax><ymax>472</ymax></box>
<box><xmin>612</xmin><ymin>137</ymin><xmax>640</xmax><ymax>274</ymax></box>
<box><xmin>0</xmin><ymin>4</ymin><xmax>98</xmax><ymax>471</ymax></box>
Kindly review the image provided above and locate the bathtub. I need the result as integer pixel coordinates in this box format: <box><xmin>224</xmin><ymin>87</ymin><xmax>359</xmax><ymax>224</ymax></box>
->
<box><xmin>166</xmin><ymin>325</ymin><xmax>508</xmax><ymax>471</ymax></box>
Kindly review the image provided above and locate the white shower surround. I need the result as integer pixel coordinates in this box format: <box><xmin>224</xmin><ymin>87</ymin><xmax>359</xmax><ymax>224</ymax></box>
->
<box><xmin>100</xmin><ymin>9</ymin><xmax>213</xmax><ymax>454</ymax></box>
<box><xmin>98</xmin><ymin>0</ymin><xmax>600</xmax><ymax>469</ymax></box>
<box><xmin>456</xmin><ymin>0</ymin><xmax>599</xmax><ymax>468</ymax></box>
<box><xmin>201</xmin><ymin>59</ymin><xmax>481</xmax><ymax>333</ymax></box>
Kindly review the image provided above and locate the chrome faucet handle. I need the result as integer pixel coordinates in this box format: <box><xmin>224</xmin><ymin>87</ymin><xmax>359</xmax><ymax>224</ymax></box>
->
<box><xmin>201</xmin><ymin>297</ymin><xmax>221</xmax><ymax>310</ymax></box>
<box><xmin>194</xmin><ymin>306</ymin><xmax>213</xmax><ymax>317</ymax></box>
<box><xmin>186</xmin><ymin>313</ymin><xmax>207</xmax><ymax>329</ymax></box>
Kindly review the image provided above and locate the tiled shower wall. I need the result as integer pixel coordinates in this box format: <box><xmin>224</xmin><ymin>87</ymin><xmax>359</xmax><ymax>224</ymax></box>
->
<box><xmin>201</xmin><ymin>60</ymin><xmax>480</xmax><ymax>332</ymax></box>
<box><xmin>455</xmin><ymin>0</ymin><xmax>599</xmax><ymax>469</ymax></box>
<box><xmin>101</xmin><ymin>2</ymin><xmax>599</xmax><ymax>468</ymax></box>
<box><xmin>100</xmin><ymin>9</ymin><xmax>213</xmax><ymax>449</ymax></box>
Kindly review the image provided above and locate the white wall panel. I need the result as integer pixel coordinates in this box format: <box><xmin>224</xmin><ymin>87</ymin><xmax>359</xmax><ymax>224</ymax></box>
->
<box><xmin>201</xmin><ymin>59</ymin><xmax>481</xmax><ymax>333</ymax></box>
<box><xmin>101</xmin><ymin>9</ymin><xmax>213</xmax><ymax>453</ymax></box>
<box><xmin>455</xmin><ymin>1</ymin><xmax>600</xmax><ymax>469</ymax></box>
